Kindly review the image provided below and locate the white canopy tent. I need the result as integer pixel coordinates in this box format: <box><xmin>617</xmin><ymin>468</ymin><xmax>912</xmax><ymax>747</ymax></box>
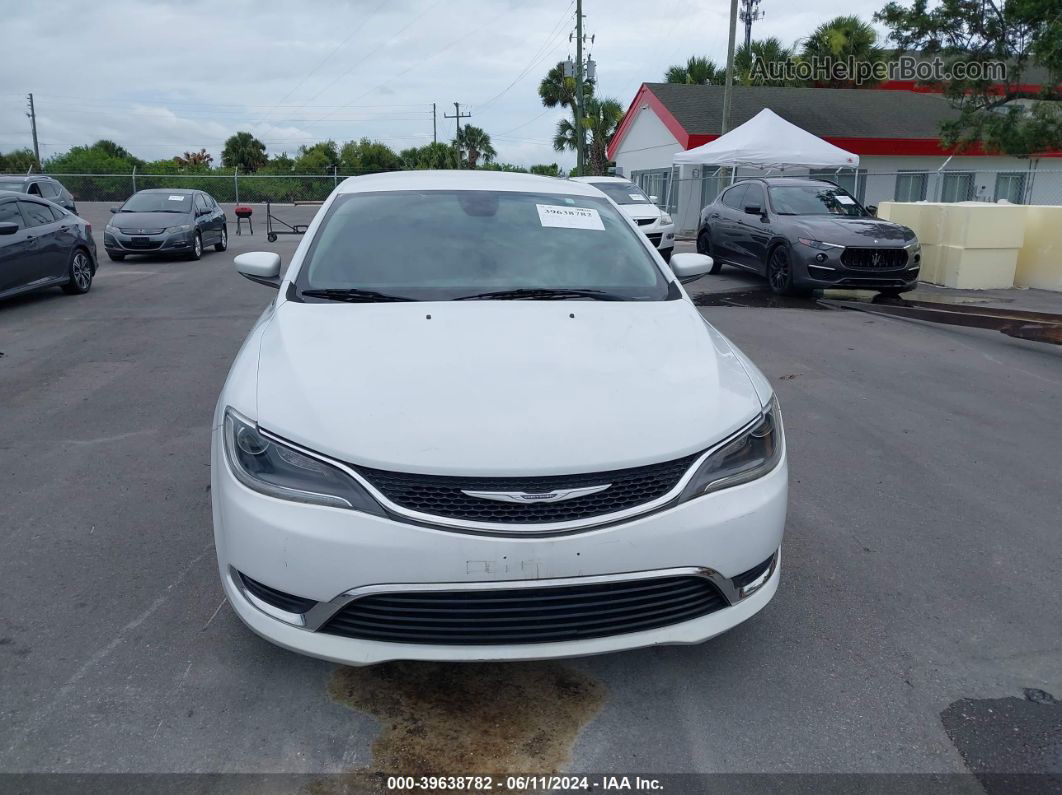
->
<box><xmin>672</xmin><ymin>108</ymin><xmax>859</xmax><ymax>171</ymax></box>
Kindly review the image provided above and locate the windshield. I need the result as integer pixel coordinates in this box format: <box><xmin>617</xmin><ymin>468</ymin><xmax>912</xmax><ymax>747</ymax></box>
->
<box><xmin>0</xmin><ymin>181</ymin><xmax>26</xmax><ymax>192</ymax></box>
<box><xmin>295</xmin><ymin>190</ymin><xmax>670</xmax><ymax>301</ymax></box>
<box><xmin>120</xmin><ymin>192</ymin><xmax>193</xmax><ymax>213</ymax></box>
<box><xmin>586</xmin><ymin>181</ymin><xmax>653</xmax><ymax>206</ymax></box>
<box><xmin>768</xmin><ymin>185</ymin><xmax>868</xmax><ymax>217</ymax></box>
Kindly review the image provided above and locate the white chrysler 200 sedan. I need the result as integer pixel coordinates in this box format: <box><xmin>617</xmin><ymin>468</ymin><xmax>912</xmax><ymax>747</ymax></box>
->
<box><xmin>211</xmin><ymin>170</ymin><xmax>787</xmax><ymax>665</ymax></box>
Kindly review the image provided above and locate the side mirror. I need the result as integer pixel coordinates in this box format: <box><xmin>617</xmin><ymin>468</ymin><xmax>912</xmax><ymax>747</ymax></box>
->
<box><xmin>649</xmin><ymin>195</ymin><xmax>659</xmax><ymax>203</ymax></box>
<box><xmin>669</xmin><ymin>252</ymin><xmax>714</xmax><ymax>281</ymax></box>
<box><xmin>110</xmin><ymin>207</ymin><xmax>120</xmax><ymax>213</ymax></box>
<box><xmin>0</xmin><ymin>221</ymin><xmax>18</xmax><ymax>236</ymax></box>
<box><xmin>866</xmin><ymin>204</ymin><xmax>878</xmax><ymax>216</ymax></box>
<box><xmin>235</xmin><ymin>251</ymin><xmax>282</xmax><ymax>288</ymax></box>
<box><xmin>744</xmin><ymin>204</ymin><xmax>763</xmax><ymax>216</ymax></box>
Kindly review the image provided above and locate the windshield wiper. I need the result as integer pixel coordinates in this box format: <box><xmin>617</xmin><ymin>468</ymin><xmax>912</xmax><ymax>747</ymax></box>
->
<box><xmin>455</xmin><ymin>287</ymin><xmax>624</xmax><ymax>301</ymax></box>
<box><xmin>301</xmin><ymin>288</ymin><xmax>414</xmax><ymax>303</ymax></box>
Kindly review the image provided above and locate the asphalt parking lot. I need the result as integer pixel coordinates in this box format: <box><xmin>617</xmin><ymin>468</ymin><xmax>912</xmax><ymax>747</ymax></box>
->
<box><xmin>1</xmin><ymin>202</ymin><xmax>1060</xmax><ymax>785</ymax></box>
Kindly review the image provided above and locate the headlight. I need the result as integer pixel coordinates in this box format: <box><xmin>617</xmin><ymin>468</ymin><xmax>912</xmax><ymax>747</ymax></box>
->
<box><xmin>797</xmin><ymin>237</ymin><xmax>843</xmax><ymax>251</ymax></box>
<box><xmin>223</xmin><ymin>408</ymin><xmax>385</xmax><ymax>514</ymax></box>
<box><xmin>165</xmin><ymin>224</ymin><xmax>193</xmax><ymax>234</ymax></box>
<box><xmin>105</xmin><ymin>224</ymin><xmax>118</xmax><ymax>233</ymax></box>
<box><xmin>660</xmin><ymin>212</ymin><xmax>673</xmax><ymax>225</ymax></box>
<box><xmin>677</xmin><ymin>397</ymin><xmax>783</xmax><ymax>502</ymax></box>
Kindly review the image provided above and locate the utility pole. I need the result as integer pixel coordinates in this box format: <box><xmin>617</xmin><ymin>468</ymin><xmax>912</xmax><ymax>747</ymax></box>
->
<box><xmin>443</xmin><ymin>102</ymin><xmax>471</xmax><ymax>168</ymax></box>
<box><xmin>574</xmin><ymin>0</ymin><xmax>585</xmax><ymax>177</ymax></box>
<box><xmin>432</xmin><ymin>103</ymin><xmax>437</xmax><ymax>143</ymax></box>
<box><xmin>739</xmin><ymin>0</ymin><xmax>763</xmax><ymax>53</ymax></box>
<box><xmin>26</xmin><ymin>93</ymin><xmax>40</xmax><ymax>170</ymax></box>
<box><xmin>721</xmin><ymin>0</ymin><xmax>739</xmax><ymax>137</ymax></box>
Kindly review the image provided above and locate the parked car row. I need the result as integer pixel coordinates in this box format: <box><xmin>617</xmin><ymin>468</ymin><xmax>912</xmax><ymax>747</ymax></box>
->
<box><xmin>0</xmin><ymin>177</ymin><xmax>229</xmax><ymax>303</ymax></box>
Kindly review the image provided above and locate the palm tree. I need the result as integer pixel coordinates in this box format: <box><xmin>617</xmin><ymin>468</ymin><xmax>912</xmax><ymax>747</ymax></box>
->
<box><xmin>735</xmin><ymin>38</ymin><xmax>803</xmax><ymax>86</ymax></box>
<box><xmin>800</xmin><ymin>15</ymin><xmax>883</xmax><ymax>87</ymax></box>
<box><xmin>455</xmin><ymin>125</ymin><xmax>497</xmax><ymax>169</ymax></box>
<box><xmin>221</xmin><ymin>131</ymin><xmax>268</xmax><ymax>172</ymax></box>
<box><xmin>553</xmin><ymin>97</ymin><xmax>624</xmax><ymax>177</ymax></box>
<box><xmin>538</xmin><ymin>61</ymin><xmax>594</xmax><ymax>109</ymax></box>
<box><xmin>173</xmin><ymin>148</ymin><xmax>213</xmax><ymax>169</ymax></box>
<box><xmin>664</xmin><ymin>56</ymin><xmax>724</xmax><ymax>85</ymax></box>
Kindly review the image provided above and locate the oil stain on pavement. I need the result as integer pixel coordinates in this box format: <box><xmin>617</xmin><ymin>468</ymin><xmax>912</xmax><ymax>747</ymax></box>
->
<box><xmin>326</xmin><ymin>661</ymin><xmax>605</xmax><ymax>776</ymax></box>
<box><xmin>941</xmin><ymin>688</ymin><xmax>1062</xmax><ymax>794</ymax></box>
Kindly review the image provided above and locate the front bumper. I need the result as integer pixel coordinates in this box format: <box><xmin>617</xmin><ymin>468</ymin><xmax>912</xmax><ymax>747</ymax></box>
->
<box><xmin>211</xmin><ymin>427</ymin><xmax>788</xmax><ymax>665</ymax></box>
<box><xmin>793</xmin><ymin>243</ymin><xmax>921</xmax><ymax>291</ymax></box>
<box><xmin>642</xmin><ymin>220</ymin><xmax>675</xmax><ymax>251</ymax></box>
<box><xmin>104</xmin><ymin>228</ymin><xmax>194</xmax><ymax>254</ymax></box>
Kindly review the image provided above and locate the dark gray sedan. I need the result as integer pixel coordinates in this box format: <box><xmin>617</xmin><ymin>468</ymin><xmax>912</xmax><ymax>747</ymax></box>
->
<box><xmin>104</xmin><ymin>189</ymin><xmax>227</xmax><ymax>261</ymax></box>
<box><xmin>697</xmin><ymin>177</ymin><xmax>921</xmax><ymax>296</ymax></box>
<box><xmin>0</xmin><ymin>190</ymin><xmax>97</xmax><ymax>302</ymax></box>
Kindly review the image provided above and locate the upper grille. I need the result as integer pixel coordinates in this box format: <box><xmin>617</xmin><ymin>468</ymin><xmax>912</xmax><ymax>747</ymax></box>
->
<box><xmin>841</xmin><ymin>247</ymin><xmax>908</xmax><ymax>270</ymax></box>
<box><xmin>118</xmin><ymin>227</ymin><xmax>165</xmax><ymax>235</ymax></box>
<box><xmin>635</xmin><ymin>217</ymin><xmax>654</xmax><ymax>226</ymax></box>
<box><xmin>319</xmin><ymin>575</ymin><xmax>728</xmax><ymax>645</ymax></box>
<box><xmin>356</xmin><ymin>453</ymin><xmax>701</xmax><ymax>525</ymax></box>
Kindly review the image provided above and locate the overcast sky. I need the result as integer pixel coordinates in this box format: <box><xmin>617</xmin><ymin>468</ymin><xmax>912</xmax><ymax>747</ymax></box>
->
<box><xmin>0</xmin><ymin>0</ymin><xmax>893</xmax><ymax>169</ymax></box>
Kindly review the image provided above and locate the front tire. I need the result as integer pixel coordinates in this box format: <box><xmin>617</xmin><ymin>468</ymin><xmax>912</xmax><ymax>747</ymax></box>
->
<box><xmin>696</xmin><ymin>229</ymin><xmax>723</xmax><ymax>274</ymax></box>
<box><xmin>187</xmin><ymin>232</ymin><xmax>203</xmax><ymax>261</ymax></box>
<box><xmin>214</xmin><ymin>226</ymin><xmax>228</xmax><ymax>252</ymax></box>
<box><xmin>767</xmin><ymin>244</ymin><xmax>811</xmax><ymax>296</ymax></box>
<box><xmin>61</xmin><ymin>248</ymin><xmax>93</xmax><ymax>295</ymax></box>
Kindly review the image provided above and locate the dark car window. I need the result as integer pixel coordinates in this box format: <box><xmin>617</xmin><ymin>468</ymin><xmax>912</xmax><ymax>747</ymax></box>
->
<box><xmin>19</xmin><ymin>201</ymin><xmax>55</xmax><ymax>228</ymax></box>
<box><xmin>298</xmin><ymin>190</ymin><xmax>671</xmax><ymax>302</ymax></box>
<box><xmin>27</xmin><ymin>183</ymin><xmax>42</xmax><ymax>196</ymax></box>
<box><xmin>120</xmin><ymin>193</ymin><xmax>193</xmax><ymax>213</ymax></box>
<box><xmin>0</xmin><ymin>201</ymin><xmax>24</xmax><ymax>229</ymax></box>
<box><xmin>38</xmin><ymin>181</ymin><xmax>59</xmax><ymax>198</ymax></box>
<box><xmin>586</xmin><ymin>181</ymin><xmax>653</xmax><ymax>205</ymax></box>
<box><xmin>743</xmin><ymin>183</ymin><xmax>765</xmax><ymax>210</ymax></box>
<box><xmin>720</xmin><ymin>184</ymin><xmax>748</xmax><ymax>210</ymax></box>
<box><xmin>0</xmin><ymin>180</ymin><xmax>26</xmax><ymax>192</ymax></box>
<box><xmin>769</xmin><ymin>184</ymin><xmax>868</xmax><ymax>217</ymax></box>
<box><xmin>194</xmin><ymin>194</ymin><xmax>210</xmax><ymax>214</ymax></box>
<box><xmin>47</xmin><ymin>204</ymin><xmax>67</xmax><ymax>221</ymax></box>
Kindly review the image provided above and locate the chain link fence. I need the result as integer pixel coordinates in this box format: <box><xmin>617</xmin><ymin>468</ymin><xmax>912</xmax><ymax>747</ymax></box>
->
<box><xmin>635</xmin><ymin>167</ymin><xmax>1062</xmax><ymax>235</ymax></box>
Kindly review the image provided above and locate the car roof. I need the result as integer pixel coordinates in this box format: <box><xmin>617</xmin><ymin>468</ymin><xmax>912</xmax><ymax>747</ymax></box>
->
<box><xmin>136</xmin><ymin>188</ymin><xmax>197</xmax><ymax>194</ymax></box>
<box><xmin>733</xmin><ymin>177</ymin><xmax>840</xmax><ymax>188</ymax></box>
<box><xmin>0</xmin><ymin>189</ymin><xmax>46</xmax><ymax>199</ymax></box>
<box><xmin>569</xmin><ymin>176</ymin><xmax>633</xmax><ymax>184</ymax></box>
<box><xmin>0</xmin><ymin>175</ymin><xmax>54</xmax><ymax>184</ymax></box>
<box><xmin>335</xmin><ymin>170</ymin><xmax>604</xmax><ymax>197</ymax></box>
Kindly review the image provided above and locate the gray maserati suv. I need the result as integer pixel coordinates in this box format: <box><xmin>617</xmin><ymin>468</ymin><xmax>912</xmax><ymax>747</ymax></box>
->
<box><xmin>697</xmin><ymin>177</ymin><xmax>921</xmax><ymax>296</ymax></box>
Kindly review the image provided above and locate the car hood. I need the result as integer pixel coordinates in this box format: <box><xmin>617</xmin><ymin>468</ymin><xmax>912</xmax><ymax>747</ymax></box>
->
<box><xmin>109</xmin><ymin>211</ymin><xmax>190</xmax><ymax>228</ymax></box>
<box><xmin>618</xmin><ymin>204</ymin><xmax>661</xmax><ymax>222</ymax></box>
<box><xmin>255</xmin><ymin>299</ymin><xmax>762</xmax><ymax>476</ymax></box>
<box><xmin>793</xmin><ymin>217</ymin><xmax>915</xmax><ymax>244</ymax></box>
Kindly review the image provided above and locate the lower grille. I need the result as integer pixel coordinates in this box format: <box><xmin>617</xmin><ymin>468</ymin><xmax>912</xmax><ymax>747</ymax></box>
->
<box><xmin>125</xmin><ymin>237</ymin><xmax>163</xmax><ymax>250</ymax></box>
<box><xmin>320</xmin><ymin>575</ymin><xmax>728</xmax><ymax>645</ymax></box>
<box><xmin>841</xmin><ymin>247</ymin><xmax>908</xmax><ymax>269</ymax></box>
<box><xmin>646</xmin><ymin>233</ymin><xmax>663</xmax><ymax>246</ymax></box>
<box><xmin>239</xmin><ymin>572</ymin><xmax>317</xmax><ymax>614</ymax></box>
<box><xmin>355</xmin><ymin>452</ymin><xmax>700</xmax><ymax>525</ymax></box>
<box><xmin>732</xmin><ymin>553</ymin><xmax>775</xmax><ymax>589</ymax></box>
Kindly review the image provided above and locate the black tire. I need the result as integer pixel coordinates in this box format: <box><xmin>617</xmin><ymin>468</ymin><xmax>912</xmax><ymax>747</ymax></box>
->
<box><xmin>214</xmin><ymin>225</ymin><xmax>228</xmax><ymax>252</ymax></box>
<box><xmin>187</xmin><ymin>232</ymin><xmax>203</xmax><ymax>261</ymax></box>
<box><xmin>107</xmin><ymin>251</ymin><xmax>125</xmax><ymax>262</ymax></box>
<box><xmin>696</xmin><ymin>229</ymin><xmax>723</xmax><ymax>274</ymax></box>
<box><xmin>766</xmin><ymin>244</ymin><xmax>810</xmax><ymax>296</ymax></box>
<box><xmin>267</xmin><ymin>232</ymin><xmax>278</xmax><ymax>243</ymax></box>
<box><xmin>660</xmin><ymin>248</ymin><xmax>672</xmax><ymax>263</ymax></box>
<box><xmin>61</xmin><ymin>248</ymin><xmax>94</xmax><ymax>295</ymax></box>
<box><xmin>878</xmin><ymin>288</ymin><xmax>905</xmax><ymax>298</ymax></box>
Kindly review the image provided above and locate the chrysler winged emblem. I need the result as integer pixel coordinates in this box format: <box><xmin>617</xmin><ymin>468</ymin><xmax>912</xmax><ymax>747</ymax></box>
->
<box><xmin>462</xmin><ymin>484</ymin><xmax>611</xmax><ymax>503</ymax></box>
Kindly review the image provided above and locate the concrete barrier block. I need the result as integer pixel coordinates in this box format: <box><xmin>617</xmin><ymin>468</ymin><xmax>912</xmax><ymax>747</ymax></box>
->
<box><xmin>1014</xmin><ymin>205</ymin><xmax>1062</xmax><ymax>292</ymax></box>
<box><xmin>917</xmin><ymin>243</ymin><xmax>944</xmax><ymax>285</ymax></box>
<box><xmin>938</xmin><ymin>245</ymin><xmax>1019</xmax><ymax>289</ymax></box>
<box><xmin>941</xmin><ymin>203</ymin><xmax>1026</xmax><ymax>249</ymax></box>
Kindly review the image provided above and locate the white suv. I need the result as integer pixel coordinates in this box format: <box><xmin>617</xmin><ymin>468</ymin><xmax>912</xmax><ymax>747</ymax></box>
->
<box><xmin>213</xmin><ymin>170</ymin><xmax>786</xmax><ymax>665</ymax></box>
<box><xmin>572</xmin><ymin>176</ymin><xmax>676</xmax><ymax>261</ymax></box>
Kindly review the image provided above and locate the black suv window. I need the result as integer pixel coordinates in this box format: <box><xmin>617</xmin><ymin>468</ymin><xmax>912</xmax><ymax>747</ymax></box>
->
<box><xmin>0</xmin><ymin>200</ymin><xmax>24</xmax><ymax>229</ymax></box>
<box><xmin>743</xmin><ymin>183</ymin><xmax>765</xmax><ymax>210</ymax></box>
<box><xmin>720</xmin><ymin>184</ymin><xmax>748</xmax><ymax>210</ymax></box>
<box><xmin>194</xmin><ymin>194</ymin><xmax>209</xmax><ymax>214</ymax></box>
<box><xmin>38</xmin><ymin>181</ymin><xmax>59</xmax><ymax>198</ymax></box>
<box><xmin>19</xmin><ymin>200</ymin><xmax>55</xmax><ymax>228</ymax></box>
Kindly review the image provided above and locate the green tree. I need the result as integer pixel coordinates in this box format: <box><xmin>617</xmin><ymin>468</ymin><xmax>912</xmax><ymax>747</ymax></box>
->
<box><xmin>665</xmin><ymin>56</ymin><xmax>724</xmax><ymax>85</ymax></box>
<box><xmin>0</xmin><ymin>148</ymin><xmax>39</xmax><ymax>173</ymax></box>
<box><xmin>293</xmin><ymin>140</ymin><xmax>339</xmax><ymax>172</ymax></box>
<box><xmin>553</xmin><ymin>97</ymin><xmax>624</xmax><ymax>176</ymax></box>
<box><xmin>339</xmin><ymin>138</ymin><xmax>403</xmax><ymax>174</ymax></box>
<box><xmin>399</xmin><ymin>142</ymin><xmax>458</xmax><ymax>170</ymax></box>
<box><xmin>800</xmin><ymin>15</ymin><xmax>884</xmax><ymax>87</ymax></box>
<box><xmin>479</xmin><ymin>162</ymin><xmax>529</xmax><ymax>172</ymax></box>
<box><xmin>875</xmin><ymin>0</ymin><xmax>1062</xmax><ymax>156</ymax></box>
<box><xmin>736</xmin><ymin>38</ymin><xmax>803</xmax><ymax>86</ymax></box>
<box><xmin>90</xmin><ymin>139</ymin><xmax>144</xmax><ymax>166</ymax></box>
<box><xmin>173</xmin><ymin>148</ymin><xmax>213</xmax><ymax>170</ymax></box>
<box><xmin>538</xmin><ymin>61</ymin><xmax>594</xmax><ymax>109</ymax></box>
<box><xmin>529</xmin><ymin>163</ymin><xmax>561</xmax><ymax>176</ymax></box>
<box><xmin>221</xmin><ymin>132</ymin><xmax>268</xmax><ymax>172</ymax></box>
<box><xmin>454</xmin><ymin>125</ymin><xmax>497</xmax><ymax>169</ymax></box>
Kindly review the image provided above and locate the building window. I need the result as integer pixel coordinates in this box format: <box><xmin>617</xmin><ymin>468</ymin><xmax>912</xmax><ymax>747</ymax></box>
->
<box><xmin>994</xmin><ymin>172</ymin><xmax>1026</xmax><ymax>204</ymax></box>
<box><xmin>810</xmin><ymin>169</ymin><xmax>866</xmax><ymax>202</ymax></box>
<box><xmin>940</xmin><ymin>172</ymin><xmax>974</xmax><ymax>202</ymax></box>
<box><xmin>895</xmin><ymin>171</ymin><xmax>928</xmax><ymax>202</ymax></box>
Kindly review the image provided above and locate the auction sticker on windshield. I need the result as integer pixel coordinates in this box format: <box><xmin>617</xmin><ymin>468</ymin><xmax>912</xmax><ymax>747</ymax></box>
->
<box><xmin>169</xmin><ymin>195</ymin><xmax>185</xmax><ymax>201</ymax></box>
<box><xmin>537</xmin><ymin>204</ymin><xmax>605</xmax><ymax>231</ymax></box>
